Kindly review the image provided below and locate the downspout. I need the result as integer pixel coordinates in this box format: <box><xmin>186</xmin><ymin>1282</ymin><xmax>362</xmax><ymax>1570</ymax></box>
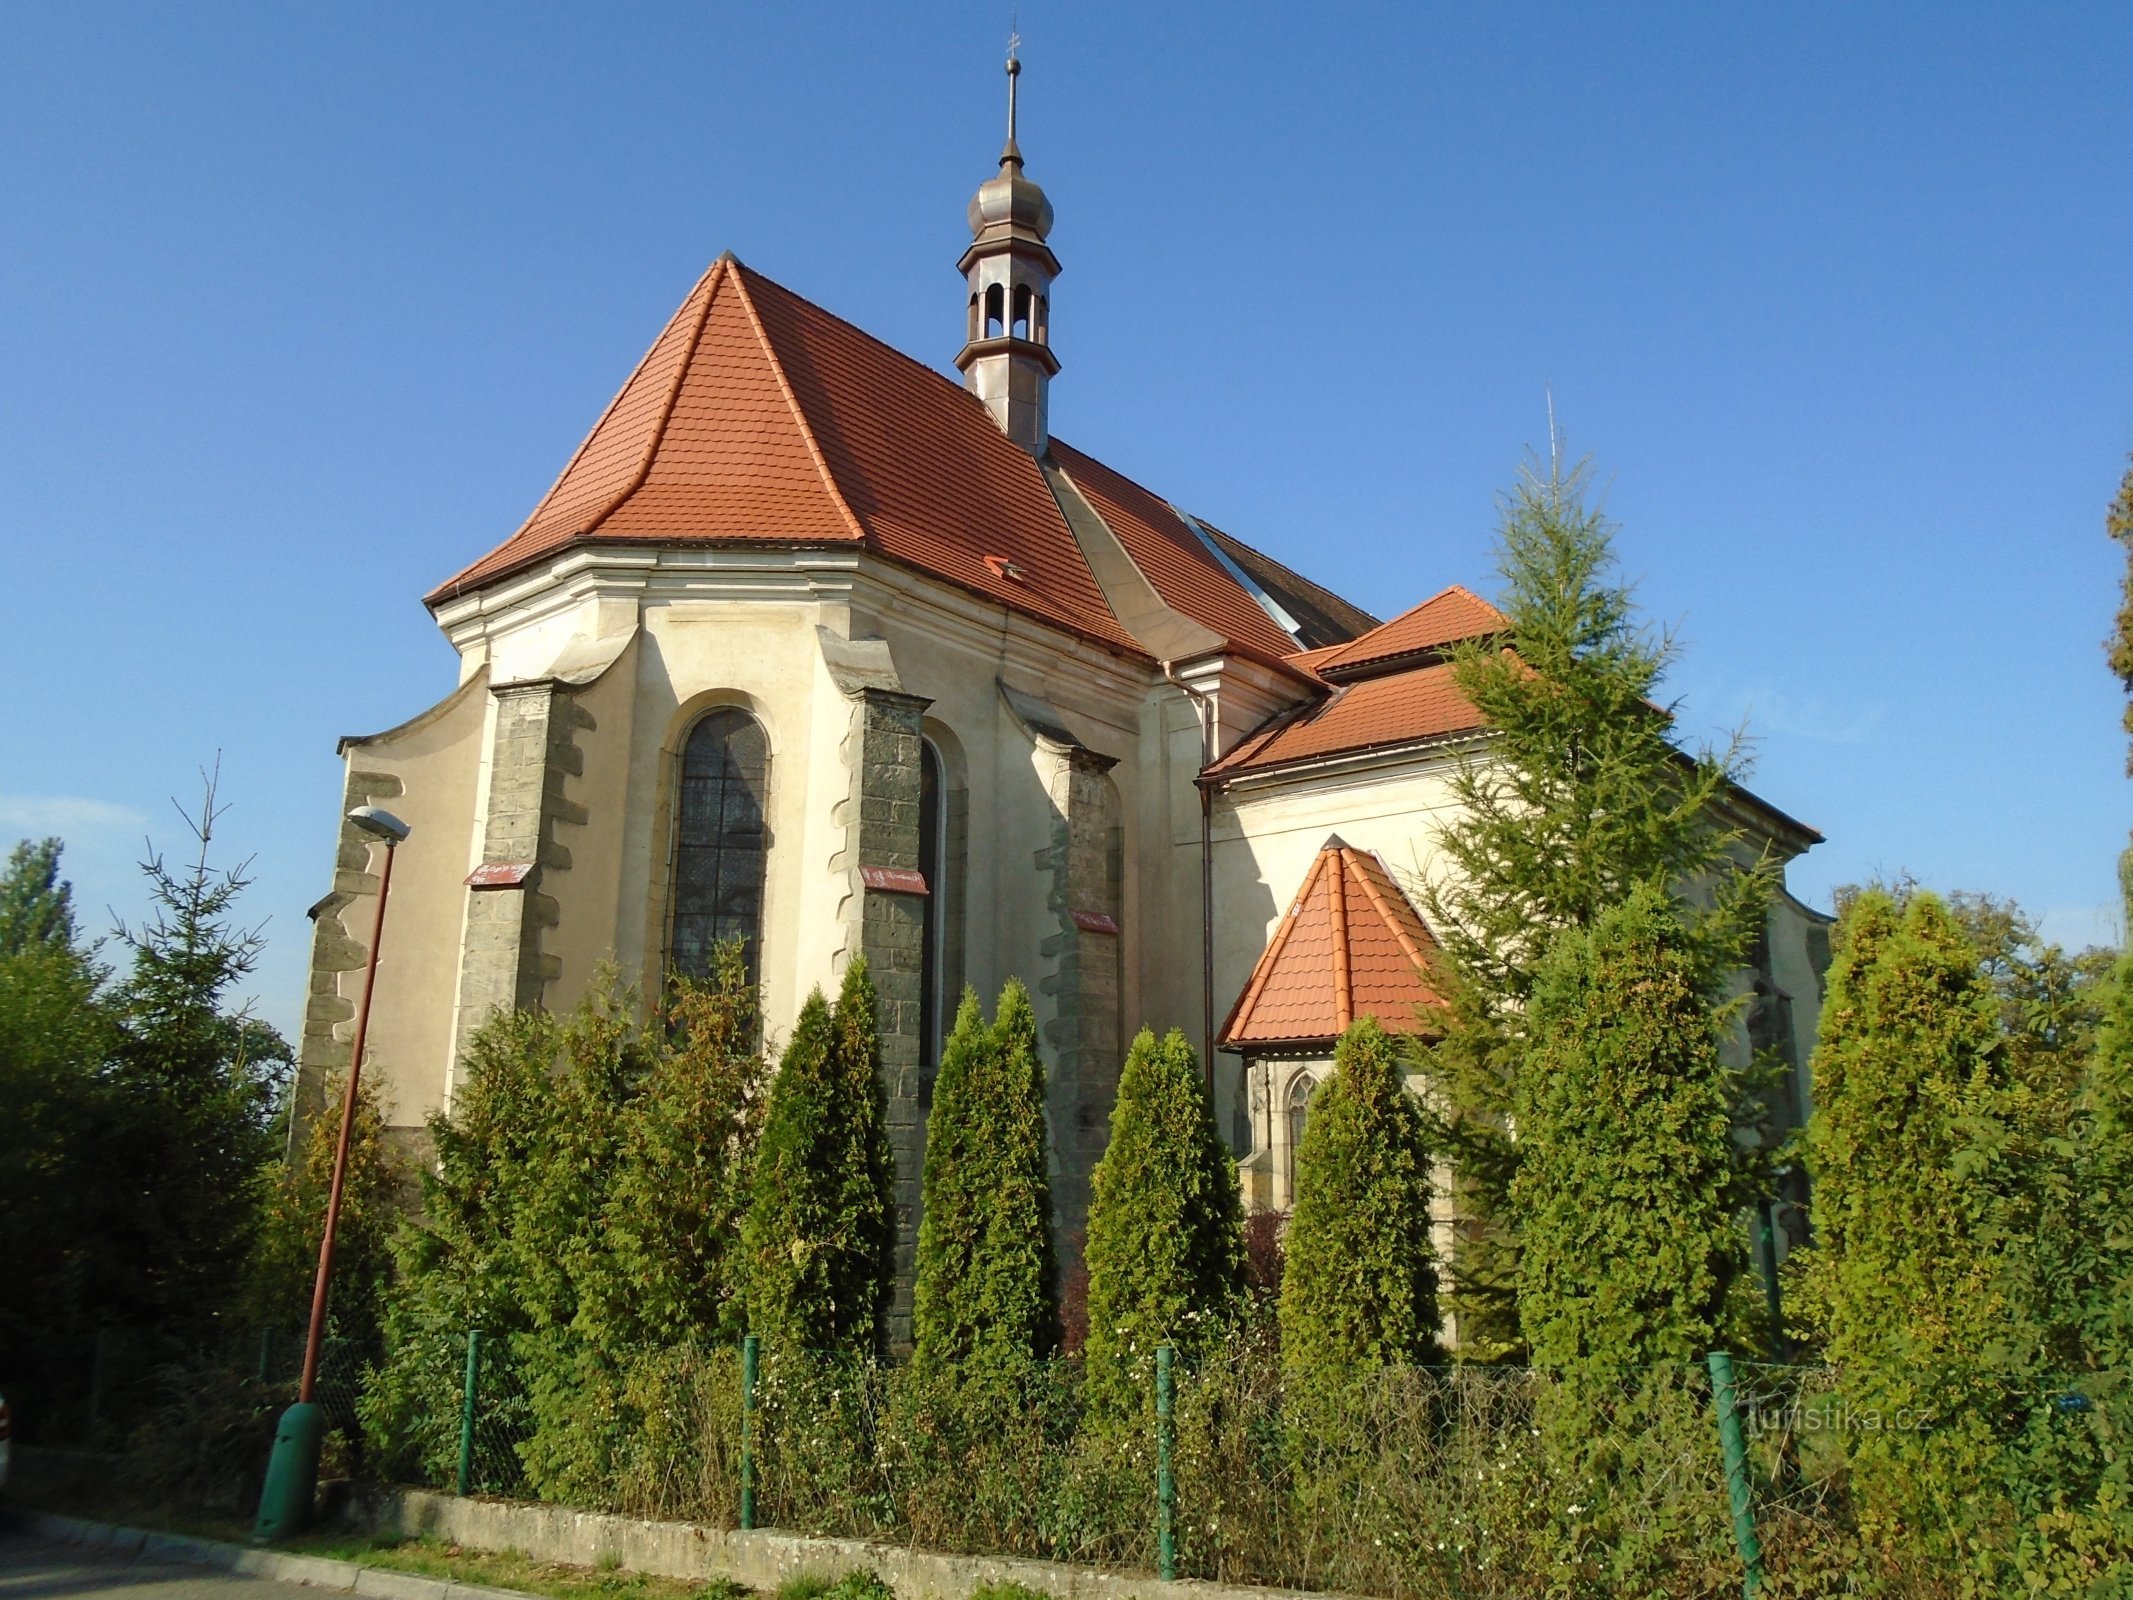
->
<box><xmin>1163</xmin><ymin>662</ymin><xmax>1218</xmax><ymax>1093</ymax></box>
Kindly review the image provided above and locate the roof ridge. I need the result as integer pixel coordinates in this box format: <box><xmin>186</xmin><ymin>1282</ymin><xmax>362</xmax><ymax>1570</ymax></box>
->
<box><xmin>500</xmin><ymin>256</ymin><xmax>725</xmax><ymax>549</ymax></box>
<box><xmin>580</xmin><ymin>257</ymin><xmax>726</xmax><ymax>540</ymax></box>
<box><xmin>1346</xmin><ymin>847</ymin><xmax>1434</xmax><ymax>976</ymax></box>
<box><xmin>727</xmin><ymin>263</ymin><xmax>870</xmax><ymax>545</ymax></box>
<box><xmin>1218</xmin><ymin>846</ymin><xmax>1331</xmax><ymax>1043</ymax></box>
<box><xmin>734</xmin><ymin>258</ymin><xmax>992</xmax><ymax>409</ymax></box>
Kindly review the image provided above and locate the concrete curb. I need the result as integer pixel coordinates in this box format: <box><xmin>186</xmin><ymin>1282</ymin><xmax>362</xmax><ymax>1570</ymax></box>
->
<box><xmin>351</xmin><ymin>1486</ymin><xmax>1346</xmax><ymax>1600</ymax></box>
<box><xmin>9</xmin><ymin>1508</ymin><xmax>541</xmax><ymax>1600</ymax></box>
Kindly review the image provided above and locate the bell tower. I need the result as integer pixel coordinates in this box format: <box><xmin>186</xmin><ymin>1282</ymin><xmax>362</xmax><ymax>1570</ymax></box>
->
<box><xmin>955</xmin><ymin>42</ymin><xmax>1060</xmax><ymax>454</ymax></box>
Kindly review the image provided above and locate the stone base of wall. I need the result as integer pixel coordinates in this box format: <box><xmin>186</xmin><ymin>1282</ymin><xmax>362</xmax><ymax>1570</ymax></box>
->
<box><xmin>342</xmin><ymin>1485</ymin><xmax>1342</xmax><ymax>1600</ymax></box>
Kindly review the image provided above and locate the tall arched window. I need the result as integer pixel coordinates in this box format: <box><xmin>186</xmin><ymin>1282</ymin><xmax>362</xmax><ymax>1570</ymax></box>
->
<box><xmin>1287</xmin><ymin>1073</ymin><xmax>1315</xmax><ymax>1163</ymax></box>
<box><xmin>670</xmin><ymin>708</ymin><xmax>769</xmax><ymax>983</ymax></box>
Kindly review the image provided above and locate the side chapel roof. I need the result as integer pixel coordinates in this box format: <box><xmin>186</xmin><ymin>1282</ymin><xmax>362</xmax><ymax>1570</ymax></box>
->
<box><xmin>1210</xmin><ymin>586</ymin><xmax>1508</xmax><ymax>776</ymax></box>
<box><xmin>428</xmin><ymin>257</ymin><xmax>1347</xmax><ymax>670</ymax></box>
<box><xmin>1219</xmin><ymin>837</ymin><xmax>1445</xmax><ymax>1053</ymax></box>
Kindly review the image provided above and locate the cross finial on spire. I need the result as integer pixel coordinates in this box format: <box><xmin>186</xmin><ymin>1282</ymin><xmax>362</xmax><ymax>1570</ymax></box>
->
<box><xmin>1005</xmin><ymin>25</ymin><xmax>1022</xmax><ymax>157</ymax></box>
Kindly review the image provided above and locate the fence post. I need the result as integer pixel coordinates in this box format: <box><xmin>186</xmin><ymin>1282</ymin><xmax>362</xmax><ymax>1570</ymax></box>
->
<box><xmin>1754</xmin><ymin>1197</ymin><xmax>1786</xmax><ymax>1357</ymax></box>
<box><xmin>1707</xmin><ymin>1350</ymin><xmax>1765</xmax><ymax>1599</ymax></box>
<box><xmin>740</xmin><ymin>1334</ymin><xmax>759</xmax><ymax>1532</ymax></box>
<box><xmin>1155</xmin><ymin>1343</ymin><xmax>1177</xmax><ymax>1581</ymax></box>
<box><xmin>457</xmin><ymin>1329</ymin><xmax>481</xmax><ymax>1497</ymax></box>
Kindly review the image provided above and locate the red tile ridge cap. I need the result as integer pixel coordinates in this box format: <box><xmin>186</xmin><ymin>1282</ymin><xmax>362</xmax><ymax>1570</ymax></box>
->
<box><xmin>1217</xmin><ymin>846</ymin><xmax>1332</xmax><ymax>1046</ymax></box>
<box><xmin>581</xmin><ymin>258</ymin><xmax>724</xmax><ymax>544</ymax></box>
<box><xmin>726</xmin><ymin>262</ymin><xmax>869</xmax><ymax>544</ymax></box>
<box><xmin>1346</xmin><ymin>847</ymin><xmax>1436</xmax><ymax>980</ymax></box>
<box><xmin>1330</xmin><ymin>844</ymin><xmax>1353</xmax><ymax>1030</ymax></box>
<box><xmin>425</xmin><ymin>257</ymin><xmax>728</xmax><ymax>606</ymax></box>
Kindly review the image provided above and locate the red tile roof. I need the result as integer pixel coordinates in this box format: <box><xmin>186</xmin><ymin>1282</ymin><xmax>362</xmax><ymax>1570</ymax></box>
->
<box><xmin>1303</xmin><ymin>585</ymin><xmax>1505</xmax><ymax>678</ymax></box>
<box><xmin>1206</xmin><ymin>658</ymin><xmax>1487</xmax><ymax>776</ymax></box>
<box><xmin>1220</xmin><ymin>838</ymin><xmax>1445</xmax><ymax>1051</ymax></box>
<box><xmin>428</xmin><ymin>257</ymin><xmax>1361</xmax><ymax>671</ymax></box>
<box><xmin>1048</xmin><ymin>443</ymin><xmax>1304</xmax><ymax>666</ymax></box>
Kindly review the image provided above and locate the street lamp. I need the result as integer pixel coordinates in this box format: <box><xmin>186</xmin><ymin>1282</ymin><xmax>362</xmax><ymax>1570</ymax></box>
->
<box><xmin>255</xmin><ymin>805</ymin><xmax>410</xmax><ymax>1543</ymax></box>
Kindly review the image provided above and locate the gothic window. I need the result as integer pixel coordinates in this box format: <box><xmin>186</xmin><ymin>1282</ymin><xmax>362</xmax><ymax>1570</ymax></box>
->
<box><xmin>967</xmin><ymin>292</ymin><xmax>980</xmax><ymax>342</ymax></box>
<box><xmin>1287</xmin><ymin>1073</ymin><xmax>1316</xmax><ymax>1162</ymax></box>
<box><xmin>669</xmin><ymin>708</ymin><xmax>769</xmax><ymax>984</ymax></box>
<box><xmin>985</xmin><ymin>283</ymin><xmax>1005</xmax><ymax>338</ymax></box>
<box><xmin>1012</xmin><ymin>283</ymin><xmax>1032</xmax><ymax>339</ymax></box>
<box><xmin>1034</xmin><ymin>294</ymin><xmax>1048</xmax><ymax>344</ymax></box>
<box><xmin>919</xmin><ymin>740</ymin><xmax>945</xmax><ymax>1071</ymax></box>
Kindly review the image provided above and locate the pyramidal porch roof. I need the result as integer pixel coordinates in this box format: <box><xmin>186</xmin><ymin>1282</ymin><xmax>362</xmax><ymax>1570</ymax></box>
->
<box><xmin>427</xmin><ymin>256</ymin><xmax>1331</xmax><ymax>669</ymax></box>
<box><xmin>1219</xmin><ymin>836</ymin><xmax>1446</xmax><ymax>1054</ymax></box>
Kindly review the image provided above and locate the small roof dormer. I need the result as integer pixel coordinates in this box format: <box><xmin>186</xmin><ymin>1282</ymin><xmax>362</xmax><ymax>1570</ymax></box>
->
<box><xmin>955</xmin><ymin>42</ymin><xmax>1060</xmax><ymax>454</ymax></box>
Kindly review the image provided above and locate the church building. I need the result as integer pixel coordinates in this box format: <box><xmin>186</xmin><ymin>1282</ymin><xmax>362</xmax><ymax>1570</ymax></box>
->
<box><xmin>297</xmin><ymin>61</ymin><xmax>1831</xmax><ymax>1328</ymax></box>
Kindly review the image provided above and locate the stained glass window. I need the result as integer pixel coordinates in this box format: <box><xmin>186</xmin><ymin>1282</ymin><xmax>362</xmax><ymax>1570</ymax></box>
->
<box><xmin>669</xmin><ymin>708</ymin><xmax>769</xmax><ymax>983</ymax></box>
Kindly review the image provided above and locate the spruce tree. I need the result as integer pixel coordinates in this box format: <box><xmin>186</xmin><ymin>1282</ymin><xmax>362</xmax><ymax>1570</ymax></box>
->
<box><xmin>102</xmin><ymin>773</ymin><xmax>292</xmax><ymax>1343</ymax></box>
<box><xmin>741</xmin><ymin>958</ymin><xmax>896</xmax><ymax>1359</ymax></box>
<box><xmin>1279</xmin><ymin>1018</ymin><xmax>1441</xmax><ymax>1409</ymax></box>
<box><xmin>1514</xmin><ymin>884</ymin><xmax>1742</xmax><ymax>1384</ymax></box>
<box><xmin>912</xmin><ymin>981</ymin><xmax>1058</xmax><ymax>1380</ymax></box>
<box><xmin>1421</xmin><ymin>449</ymin><xmax>1768</xmax><ymax>1358</ymax></box>
<box><xmin>1081</xmin><ymin>1028</ymin><xmax>1245</xmax><ymax>1418</ymax></box>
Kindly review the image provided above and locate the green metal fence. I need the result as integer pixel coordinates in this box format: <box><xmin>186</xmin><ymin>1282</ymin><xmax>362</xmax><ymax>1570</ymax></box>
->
<box><xmin>368</xmin><ymin>1331</ymin><xmax>2133</xmax><ymax>1597</ymax></box>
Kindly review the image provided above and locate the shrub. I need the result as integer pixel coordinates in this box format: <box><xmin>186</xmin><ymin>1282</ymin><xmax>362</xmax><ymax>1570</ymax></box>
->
<box><xmin>1279</xmin><ymin>1017</ymin><xmax>1440</xmax><ymax>1417</ymax></box>
<box><xmin>911</xmin><ymin>981</ymin><xmax>1057</xmax><ymax>1382</ymax></box>
<box><xmin>742</xmin><ymin>959</ymin><xmax>895</xmax><ymax>1359</ymax></box>
<box><xmin>1804</xmin><ymin>889</ymin><xmax>2060</xmax><ymax>1570</ymax></box>
<box><xmin>1081</xmin><ymin>1028</ymin><xmax>1245</xmax><ymax>1419</ymax></box>
<box><xmin>1514</xmin><ymin>884</ymin><xmax>1744</xmax><ymax>1390</ymax></box>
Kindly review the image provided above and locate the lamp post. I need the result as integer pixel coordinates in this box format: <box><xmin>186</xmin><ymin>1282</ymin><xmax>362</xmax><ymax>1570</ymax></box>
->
<box><xmin>254</xmin><ymin>805</ymin><xmax>410</xmax><ymax>1544</ymax></box>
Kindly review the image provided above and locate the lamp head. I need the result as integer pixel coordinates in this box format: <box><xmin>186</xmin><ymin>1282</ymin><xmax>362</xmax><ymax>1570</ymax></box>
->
<box><xmin>347</xmin><ymin>805</ymin><xmax>411</xmax><ymax>844</ymax></box>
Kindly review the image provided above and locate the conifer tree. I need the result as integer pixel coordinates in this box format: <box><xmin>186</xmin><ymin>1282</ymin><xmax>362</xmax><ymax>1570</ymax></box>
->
<box><xmin>0</xmin><ymin>837</ymin><xmax>113</xmax><ymax>1378</ymax></box>
<box><xmin>1804</xmin><ymin>890</ymin><xmax>2036</xmax><ymax>1546</ymax></box>
<box><xmin>1081</xmin><ymin>1028</ymin><xmax>1245</xmax><ymax>1418</ymax></box>
<box><xmin>0</xmin><ymin>837</ymin><xmax>80</xmax><ymax>956</ymax></box>
<box><xmin>741</xmin><ymin>958</ymin><xmax>896</xmax><ymax>1359</ymax></box>
<box><xmin>103</xmin><ymin>771</ymin><xmax>292</xmax><ymax>1342</ymax></box>
<box><xmin>591</xmin><ymin>946</ymin><xmax>767</xmax><ymax>1348</ymax></box>
<box><xmin>1421</xmin><ymin>449</ymin><xmax>1768</xmax><ymax>1358</ymax></box>
<box><xmin>1514</xmin><ymin>884</ymin><xmax>1742</xmax><ymax>1383</ymax></box>
<box><xmin>1279</xmin><ymin>1018</ymin><xmax>1441</xmax><ymax>1407</ymax></box>
<box><xmin>912</xmin><ymin>981</ymin><xmax>1057</xmax><ymax>1380</ymax></box>
<box><xmin>247</xmin><ymin>1068</ymin><xmax>399</xmax><ymax>1353</ymax></box>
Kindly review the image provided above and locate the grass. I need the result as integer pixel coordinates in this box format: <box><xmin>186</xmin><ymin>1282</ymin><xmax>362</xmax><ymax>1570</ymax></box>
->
<box><xmin>291</xmin><ymin>1534</ymin><xmax>751</xmax><ymax>1600</ymax></box>
<box><xmin>9</xmin><ymin>1479</ymin><xmax>750</xmax><ymax>1600</ymax></box>
<box><xmin>772</xmin><ymin>1574</ymin><xmax>897</xmax><ymax>1600</ymax></box>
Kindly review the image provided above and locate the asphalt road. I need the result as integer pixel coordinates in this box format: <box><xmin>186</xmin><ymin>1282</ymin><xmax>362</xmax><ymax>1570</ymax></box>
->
<box><xmin>0</xmin><ymin>1531</ymin><xmax>322</xmax><ymax>1600</ymax></box>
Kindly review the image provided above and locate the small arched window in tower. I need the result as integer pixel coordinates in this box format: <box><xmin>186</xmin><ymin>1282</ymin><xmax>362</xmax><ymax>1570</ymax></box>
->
<box><xmin>1034</xmin><ymin>294</ymin><xmax>1048</xmax><ymax>345</ymax></box>
<box><xmin>669</xmin><ymin>708</ymin><xmax>770</xmax><ymax>985</ymax></box>
<box><xmin>1011</xmin><ymin>284</ymin><xmax>1032</xmax><ymax>340</ymax></box>
<box><xmin>984</xmin><ymin>283</ymin><xmax>1005</xmax><ymax>339</ymax></box>
<box><xmin>967</xmin><ymin>292</ymin><xmax>981</xmax><ymax>343</ymax></box>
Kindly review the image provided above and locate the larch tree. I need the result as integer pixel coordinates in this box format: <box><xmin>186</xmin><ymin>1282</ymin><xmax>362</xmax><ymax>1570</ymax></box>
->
<box><xmin>1420</xmin><ymin>448</ymin><xmax>1768</xmax><ymax>1359</ymax></box>
<box><xmin>1081</xmin><ymin>1028</ymin><xmax>1245</xmax><ymax>1418</ymax></box>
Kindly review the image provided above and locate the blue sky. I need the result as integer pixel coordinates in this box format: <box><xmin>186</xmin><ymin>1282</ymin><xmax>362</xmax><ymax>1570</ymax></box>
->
<box><xmin>4</xmin><ymin>2</ymin><xmax>2130</xmax><ymax>1038</ymax></box>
